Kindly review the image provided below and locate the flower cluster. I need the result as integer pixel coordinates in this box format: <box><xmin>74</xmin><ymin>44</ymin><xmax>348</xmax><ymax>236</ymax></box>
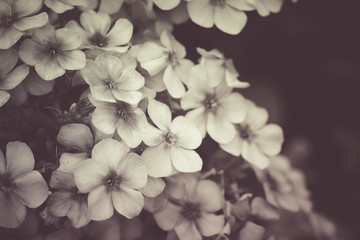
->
<box><xmin>0</xmin><ymin>0</ymin><xmax>338</xmax><ymax>240</ymax></box>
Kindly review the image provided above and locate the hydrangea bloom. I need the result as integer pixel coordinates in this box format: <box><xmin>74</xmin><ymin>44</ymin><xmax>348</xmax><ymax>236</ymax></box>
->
<box><xmin>0</xmin><ymin>48</ymin><xmax>29</xmax><ymax>107</ymax></box>
<box><xmin>0</xmin><ymin>0</ymin><xmax>48</xmax><ymax>49</ymax></box>
<box><xmin>47</xmin><ymin>170</ymin><xmax>90</xmax><ymax>228</ymax></box>
<box><xmin>74</xmin><ymin>139</ymin><xmax>148</xmax><ymax>220</ymax></box>
<box><xmin>153</xmin><ymin>173</ymin><xmax>225</xmax><ymax>240</ymax></box>
<box><xmin>136</xmin><ymin>31</ymin><xmax>193</xmax><ymax>98</ymax></box>
<box><xmin>19</xmin><ymin>24</ymin><xmax>86</xmax><ymax>80</ymax></box>
<box><xmin>65</xmin><ymin>11</ymin><xmax>133</xmax><ymax>53</ymax></box>
<box><xmin>0</xmin><ymin>141</ymin><xmax>48</xmax><ymax>228</ymax></box>
<box><xmin>80</xmin><ymin>54</ymin><xmax>144</xmax><ymax>104</ymax></box>
<box><xmin>220</xmin><ymin>99</ymin><xmax>284</xmax><ymax>169</ymax></box>
<box><xmin>181</xmin><ymin>65</ymin><xmax>247</xmax><ymax>144</ymax></box>
<box><xmin>142</xmin><ymin>100</ymin><xmax>203</xmax><ymax>177</ymax></box>
<box><xmin>187</xmin><ymin>0</ymin><xmax>254</xmax><ymax>35</ymax></box>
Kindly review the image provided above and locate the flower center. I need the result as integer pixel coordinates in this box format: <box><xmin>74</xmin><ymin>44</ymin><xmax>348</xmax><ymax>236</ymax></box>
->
<box><xmin>168</xmin><ymin>52</ymin><xmax>178</xmax><ymax>66</ymax></box>
<box><xmin>104</xmin><ymin>172</ymin><xmax>121</xmax><ymax>191</ymax></box>
<box><xmin>0</xmin><ymin>175</ymin><xmax>12</xmax><ymax>191</ymax></box>
<box><xmin>117</xmin><ymin>102</ymin><xmax>130</xmax><ymax>119</ymax></box>
<box><xmin>237</xmin><ymin>124</ymin><xmax>254</xmax><ymax>140</ymax></box>
<box><xmin>89</xmin><ymin>32</ymin><xmax>108</xmax><ymax>47</ymax></box>
<box><xmin>47</xmin><ymin>44</ymin><xmax>59</xmax><ymax>56</ymax></box>
<box><xmin>74</xmin><ymin>190</ymin><xmax>87</xmax><ymax>200</ymax></box>
<box><xmin>165</xmin><ymin>132</ymin><xmax>175</xmax><ymax>144</ymax></box>
<box><xmin>181</xmin><ymin>202</ymin><xmax>200</xmax><ymax>220</ymax></box>
<box><xmin>210</xmin><ymin>0</ymin><xmax>226</xmax><ymax>6</ymax></box>
<box><xmin>203</xmin><ymin>95</ymin><xmax>218</xmax><ymax>111</ymax></box>
<box><xmin>0</xmin><ymin>15</ymin><xmax>16</xmax><ymax>27</ymax></box>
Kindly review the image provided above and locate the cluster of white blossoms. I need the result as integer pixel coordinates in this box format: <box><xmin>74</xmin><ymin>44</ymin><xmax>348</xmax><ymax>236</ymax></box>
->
<box><xmin>0</xmin><ymin>1</ymin><xmax>337</xmax><ymax>240</ymax></box>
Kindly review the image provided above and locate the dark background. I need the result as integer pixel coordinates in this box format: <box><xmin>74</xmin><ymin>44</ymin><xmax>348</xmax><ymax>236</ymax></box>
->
<box><xmin>174</xmin><ymin>0</ymin><xmax>360</xmax><ymax>239</ymax></box>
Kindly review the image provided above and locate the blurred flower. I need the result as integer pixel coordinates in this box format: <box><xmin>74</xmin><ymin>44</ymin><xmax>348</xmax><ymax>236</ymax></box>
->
<box><xmin>258</xmin><ymin>155</ymin><xmax>312</xmax><ymax>212</ymax></box>
<box><xmin>197</xmin><ymin>47</ymin><xmax>250</xmax><ymax>88</ymax></box>
<box><xmin>19</xmin><ymin>24</ymin><xmax>86</xmax><ymax>80</ymax></box>
<box><xmin>44</xmin><ymin>0</ymin><xmax>90</xmax><ymax>14</ymax></box>
<box><xmin>220</xmin><ymin>99</ymin><xmax>284</xmax><ymax>169</ymax></box>
<box><xmin>65</xmin><ymin>10</ymin><xmax>133</xmax><ymax>53</ymax></box>
<box><xmin>142</xmin><ymin>100</ymin><xmax>203</xmax><ymax>177</ymax></box>
<box><xmin>187</xmin><ymin>0</ymin><xmax>254</xmax><ymax>35</ymax></box>
<box><xmin>91</xmin><ymin>101</ymin><xmax>149</xmax><ymax>148</ymax></box>
<box><xmin>74</xmin><ymin>139</ymin><xmax>148</xmax><ymax>220</ymax></box>
<box><xmin>181</xmin><ymin>65</ymin><xmax>247</xmax><ymax>144</ymax></box>
<box><xmin>0</xmin><ymin>48</ymin><xmax>29</xmax><ymax>107</ymax></box>
<box><xmin>136</xmin><ymin>31</ymin><xmax>193</xmax><ymax>98</ymax></box>
<box><xmin>153</xmin><ymin>173</ymin><xmax>225</xmax><ymax>240</ymax></box>
<box><xmin>0</xmin><ymin>0</ymin><xmax>48</xmax><ymax>49</ymax></box>
<box><xmin>246</xmin><ymin>0</ymin><xmax>283</xmax><ymax>17</ymax></box>
<box><xmin>48</xmin><ymin>170</ymin><xmax>90</xmax><ymax>228</ymax></box>
<box><xmin>0</xmin><ymin>141</ymin><xmax>48</xmax><ymax>228</ymax></box>
<box><xmin>80</xmin><ymin>54</ymin><xmax>144</xmax><ymax>104</ymax></box>
<box><xmin>152</xmin><ymin>0</ymin><xmax>180</xmax><ymax>10</ymax></box>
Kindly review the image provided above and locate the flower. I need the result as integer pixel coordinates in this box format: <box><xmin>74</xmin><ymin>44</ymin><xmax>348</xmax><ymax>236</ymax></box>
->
<box><xmin>187</xmin><ymin>0</ymin><xmax>254</xmax><ymax>35</ymax></box>
<box><xmin>181</xmin><ymin>65</ymin><xmax>247</xmax><ymax>144</ymax></box>
<box><xmin>80</xmin><ymin>54</ymin><xmax>144</xmax><ymax>104</ymax></box>
<box><xmin>47</xmin><ymin>170</ymin><xmax>91</xmax><ymax>228</ymax></box>
<box><xmin>0</xmin><ymin>0</ymin><xmax>48</xmax><ymax>49</ymax></box>
<box><xmin>65</xmin><ymin>10</ymin><xmax>133</xmax><ymax>53</ymax></box>
<box><xmin>220</xmin><ymin>99</ymin><xmax>284</xmax><ymax>169</ymax></box>
<box><xmin>197</xmin><ymin>47</ymin><xmax>250</xmax><ymax>88</ymax></box>
<box><xmin>153</xmin><ymin>173</ymin><xmax>225</xmax><ymax>240</ymax></box>
<box><xmin>73</xmin><ymin>138</ymin><xmax>148</xmax><ymax>220</ymax></box>
<box><xmin>0</xmin><ymin>141</ymin><xmax>48</xmax><ymax>228</ymax></box>
<box><xmin>0</xmin><ymin>48</ymin><xmax>29</xmax><ymax>107</ymax></box>
<box><xmin>18</xmin><ymin>24</ymin><xmax>86</xmax><ymax>80</ymax></box>
<box><xmin>91</xmin><ymin>101</ymin><xmax>149</xmax><ymax>148</ymax></box>
<box><xmin>246</xmin><ymin>0</ymin><xmax>283</xmax><ymax>17</ymax></box>
<box><xmin>136</xmin><ymin>31</ymin><xmax>193</xmax><ymax>98</ymax></box>
<box><xmin>44</xmin><ymin>0</ymin><xmax>90</xmax><ymax>14</ymax></box>
<box><xmin>257</xmin><ymin>155</ymin><xmax>312</xmax><ymax>212</ymax></box>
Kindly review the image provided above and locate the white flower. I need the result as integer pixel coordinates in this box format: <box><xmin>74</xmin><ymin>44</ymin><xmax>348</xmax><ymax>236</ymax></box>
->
<box><xmin>220</xmin><ymin>99</ymin><xmax>284</xmax><ymax>169</ymax></box>
<box><xmin>181</xmin><ymin>65</ymin><xmax>247</xmax><ymax>144</ymax></box>
<box><xmin>74</xmin><ymin>138</ymin><xmax>148</xmax><ymax>220</ymax></box>
<box><xmin>197</xmin><ymin>47</ymin><xmax>250</xmax><ymax>88</ymax></box>
<box><xmin>141</xmin><ymin>100</ymin><xmax>203</xmax><ymax>177</ymax></box>
<box><xmin>187</xmin><ymin>0</ymin><xmax>255</xmax><ymax>35</ymax></box>
<box><xmin>136</xmin><ymin>31</ymin><xmax>193</xmax><ymax>98</ymax></box>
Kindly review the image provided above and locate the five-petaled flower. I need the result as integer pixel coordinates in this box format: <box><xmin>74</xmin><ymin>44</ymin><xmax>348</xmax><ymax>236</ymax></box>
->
<box><xmin>19</xmin><ymin>24</ymin><xmax>86</xmax><ymax>80</ymax></box>
<box><xmin>0</xmin><ymin>141</ymin><xmax>48</xmax><ymax>228</ymax></box>
<box><xmin>0</xmin><ymin>0</ymin><xmax>48</xmax><ymax>49</ymax></box>
<box><xmin>142</xmin><ymin>100</ymin><xmax>203</xmax><ymax>177</ymax></box>
<box><xmin>74</xmin><ymin>138</ymin><xmax>148</xmax><ymax>220</ymax></box>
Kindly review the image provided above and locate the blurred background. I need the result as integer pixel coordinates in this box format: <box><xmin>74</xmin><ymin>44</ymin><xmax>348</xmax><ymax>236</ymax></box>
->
<box><xmin>174</xmin><ymin>0</ymin><xmax>360</xmax><ymax>239</ymax></box>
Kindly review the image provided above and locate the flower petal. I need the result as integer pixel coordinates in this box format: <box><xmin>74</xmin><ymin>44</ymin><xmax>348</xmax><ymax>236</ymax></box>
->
<box><xmin>12</xmin><ymin>171</ymin><xmax>49</xmax><ymax>208</ymax></box>
<box><xmin>18</xmin><ymin>39</ymin><xmax>46</xmax><ymax>66</ymax></box>
<box><xmin>170</xmin><ymin>145</ymin><xmax>202</xmax><ymax>173</ymax></box>
<box><xmin>106</xmin><ymin>18</ymin><xmax>133</xmax><ymax>46</ymax></box>
<box><xmin>57</xmin><ymin>123</ymin><xmax>94</xmax><ymax>152</ymax></box>
<box><xmin>207</xmin><ymin>112</ymin><xmax>236</xmax><ymax>144</ymax></box>
<box><xmin>118</xmin><ymin>152</ymin><xmax>147</xmax><ymax>189</ymax></box>
<box><xmin>73</xmin><ymin>159</ymin><xmax>107</xmax><ymax>193</ymax></box>
<box><xmin>255</xmin><ymin>124</ymin><xmax>284</xmax><ymax>156</ymax></box>
<box><xmin>0</xmin><ymin>48</ymin><xmax>18</xmax><ymax>77</ymax></box>
<box><xmin>44</xmin><ymin>0</ymin><xmax>73</xmax><ymax>13</ymax></box>
<box><xmin>13</xmin><ymin>12</ymin><xmax>48</xmax><ymax>31</ymax></box>
<box><xmin>153</xmin><ymin>201</ymin><xmax>182</xmax><ymax>231</ymax></box>
<box><xmin>136</xmin><ymin>42</ymin><xmax>169</xmax><ymax>76</ymax></box>
<box><xmin>116</xmin><ymin>118</ymin><xmax>143</xmax><ymax>148</ymax></box>
<box><xmin>175</xmin><ymin>219</ymin><xmax>202</xmax><ymax>240</ymax></box>
<box><xmin>163</xmin><ymin>65</ymin><xmax>185</xmax><ymax>98</ymax></box>
<box><xmin>0</xmin><ymin>26</ymin><xmax>23</xmax><ymax>49</ymax></box>
<box><xmin>242</xmin><ymin>141</ymin><xmax>270</xmax><ymax>169</ymax></box>
<box><xmin>187</xmin><ymin>0</ymin><xmax>215</xmax><ymax>28</ymax></box>
<box><xmin>22</xmin><ymin>71</ymin><xmax>55</xmax><ymax>95</ymax></box>
<box><xmin>196</xmin><ymin>180</ymin><xmax>222</xmax><ymax>212</ymax></box>
<box><xmin>57</xmin><ymin>50</ymin><xmax>86</xmax><ymax>71</ymax></box>
<box><xmin>88</xmin><ymin>186</ymin><xmax>114</xmax><ymax>221</ymax></box>
<box><xmin>245</xmin><ymin>100</ymin><xmax>269</xmax><ymax>130</ymax></box>
<box><xmin>0</xmin><ymin>64</ymin><xmax>29</xmax><ymax>90</ymax></box>
<box><xmin>47</xmin><ymin>191</ymin><xmax>74</xmax><ymax>217</ymax></box>
<box><xmin>35</xmin><ymin>55</ymin><xmax>65</xmax><ymax>81</ymax></box>
<box><xmin>67</xmin><ymin>198</ymin><xmax>91</xmax><ymax>228</ymax></box>
<box><xmin>170</xmin><ymin>116</ymin><xmax>202</xmax><ymax>149</ymax></box>
<box><xmin>0</xmin><ymin>149</ymin><xmax>5</xmax><ymax>175</ymax></box>
<box><xmin>197</xmin><ymin>213</ymin><xmax>225</xmax><ymax>236</ymax></box>
<box><xmin>56</xmin><ymin>28</ymin><xmax>82</xmax><ymax>51</ymax></box>
<box><xmin>184</xmin><ymin>107</ymin><xmax>207</xmax><ymax>138</ymax></box>
<box><xmin>112</xmin><ymin>69</ymin><xmax>144</xmax><ymax>91</ymax></box>
<box><xmin>147</xmin><ymin>99</ymin><xmax>171</xmax><ymax>131</ymax></box>
<box><xmin>139</xmin><ymin>177</ymin><xmax>165</xmax><ymax>198</ymax></box>
<box><xmin>80</xmin><ymin>10</ymin><xmax>111</xmax><ymax>35</ymax></box>
<box><xmin>92</xmin><ymin>138</ymin><xmax>130</xmax><ymax>170</ymax></box>
<box><xmin>214</xmin><ymin>4</ymin><xmax>247</xmax><ymax>35</ymax></box>
<box><xmin>219</xmin><ymin>135</ymin><xmax>244</xmax><ymax>156</ymax></box>
<box><xmin>218</xmin><ymin>92</ymin><xmax>247</xmax><ymax>123</ymax></box>
<box><xmin>153</xmin><ymin>0</ymin><xmax>180</xmax><ymax>10</ymax></box>
<box><xmin>0</xmin><ymin>90</ymin><xmax>10</xmax><ymax>107</ymax></box>
<box><xmin>112</xmin><ymin>186</ymin><xmax>144</xmax><ymax>219</ymax></box>
<box><xmin>92</xmin><ymin>103</ymin><xmax>119</xmax><ymax>134</ymax></box>
<box><xmin>0</xmin><ymin>191</ymin><xmax>26</xmax><ymax>228</ymax></box>
<box><xmin>13</xmin><ymin>0</ymin><xmax>43</xmax><ymax>17</ymax></box>
<box><xmin>5</xmin><ymin>141</ymin><xmax>34</xmax><ymax>179</ymax></box>
<box><xmin>49</xmin><ymin>170</ymin><xmax>77</xmax><ymax>190</ymax></box>
<box><xmin>142</xmin><ymin>143</ymin><xmax>174</xmax><ymax>178</ymax></box>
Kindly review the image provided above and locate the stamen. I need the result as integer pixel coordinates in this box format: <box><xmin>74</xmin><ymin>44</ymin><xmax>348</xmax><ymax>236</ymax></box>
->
<box><xmin>181</xmin><ymin>202</ymin><xmax>200</xmax><ymax>220</ymax></box>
